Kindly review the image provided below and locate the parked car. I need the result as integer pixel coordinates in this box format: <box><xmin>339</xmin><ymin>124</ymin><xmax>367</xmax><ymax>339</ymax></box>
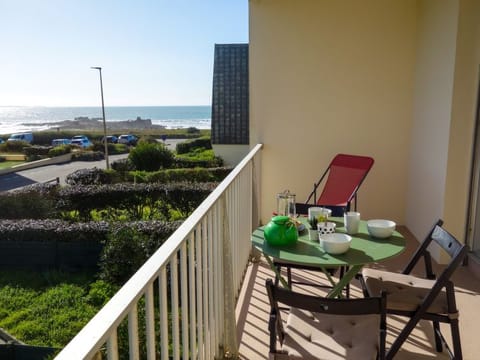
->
<box><xmin>71</xmin><ymin>135</ymin><xmax>89</xmax><ymax>142</ymax></box>
<box><xmin>101</xmin><ymin>135</ymin><xmax>118</xmax><ymax>144</ymax></box>
<box><xmin>71</xmin><ymin>138</ymin><xmax>92</xmax><ymax>148</ymax></box>
<box><xmin>0</xmin><ymin>138</ymin><xmax>4</xmax><ymax>144</ymax></box>
<box><xmin>51</xmin><ymin>138</ymin><xmax>71</xmax><ymax>147</ymax></box>
<box><xmin>7</xmin><ymin>132</ymin><xmax>33</xmax><ymax>143</ymax></box>
<box><xmin>118</xmin><ymin>134</ymin><xmax>138</xmax><ymax>146</ymax></box>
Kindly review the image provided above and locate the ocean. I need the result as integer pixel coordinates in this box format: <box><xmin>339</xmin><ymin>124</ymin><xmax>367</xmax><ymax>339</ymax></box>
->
<box><xmin>0</xmin><ymin>106</ymin><xmax>211</xmax><ymax>135</ymax></box>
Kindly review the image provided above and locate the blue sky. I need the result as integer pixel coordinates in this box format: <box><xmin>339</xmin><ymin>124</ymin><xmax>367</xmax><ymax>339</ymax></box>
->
<box><xmin>0</xmin><ymin>0</ymin><xmax>248</xmax><ymax>106</ymax></box>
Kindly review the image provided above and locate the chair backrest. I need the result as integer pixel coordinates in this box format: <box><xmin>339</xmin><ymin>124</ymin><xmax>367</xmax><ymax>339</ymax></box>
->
<box><xmin>403</xmin><ymin>220</ymin><xmax>467</xmax><ymax>282</ymax></box>
<box><xmin>315</xmin><ymin>154</ymin><xmax>374</xmax><ymax>207</ymax></box>
<box><xmin>265</xmin><ymin>278</ymin><xmax>387</xmax><ymax>359</ymax></box>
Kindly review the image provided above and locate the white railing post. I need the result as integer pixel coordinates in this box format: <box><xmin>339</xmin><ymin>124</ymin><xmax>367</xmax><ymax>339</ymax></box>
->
<box><xmin>220</xmin><ymin>194</ymin><xmax>239</xmax><ymax>358</ymax></box>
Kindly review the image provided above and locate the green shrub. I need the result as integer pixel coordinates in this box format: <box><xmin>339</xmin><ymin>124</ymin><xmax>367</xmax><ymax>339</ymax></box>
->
<box><xmin>23</xmin><ymin>145</ymin><xmax>51</xmax><ymax>157</ymax></box>
<box><xmin>132</xmin><ymin>167</ymin><xmax>232</xmax><ymax>183</ymax></box>
<box><xmin>175</xmin><ymin>136</ymin><xmax>212</xmax><ymax>154</ymax></box>
<box><xmin>0</xmin><ymin>219</ymin><xmax>108</xmax><ymax>243</ymax></box>
<box><xmin>99</xmin><ymin>221</ymin><xmax>180</xmax><ymax>285</ymax></box>
<box><xmin>110</xmin><ymin>143</ymin><xmax>129</xmax><ymax>154</ymax></box>
<box><xmin>137</xmin><ymin>135</ymin><xmax>158</xmax><ymax>144</ymax></box>
<box><xmin>90</xmin><ymin>142</ymin><xmax>127</xmax><ymax>155</ymax></box>
<box><xmin>55</xmin><ymin>182</ymin><xmax>216</xmax><ymax>221</ymax></box>
<box><xmin>128</xmin><ymin>142</ymin><xmax>174</xmax><ymax>171</ymax></box>
<box><xmin>71</xmin><ymin>151</ymin><xmax>104</xmax><ymax>161</ymax></box>
<box><xmin>0</xmin><ymin>190</ymin><xmax>58</xmax><ymax>219</ymax></box>
<box><xmin>1</xmin><ymin>140</ymin><xmax>30</xmax><ymax>153</ymax></box>
<box><xmin>48</xmin><ymin>145</ymin><xmax>71</xmax><ymax>157</ymax></box>
<box><xmin>111</xmin><ymin>158</ymin><xmax>135</xmax><ymax>172</ymax></box>
<box><xmin>187</xmin><ymin>126</ymin><xmax>201</xmax><ymax>134</ymax></box>
<box><xmin>65</xmin><ymin>168</ymin><xmax>112</xmax><ymax>185</ymax></box>
<box><xmin>174</xmin><ymin>156</ymin><xmax>224</xmax><ymax>168</ymax></box>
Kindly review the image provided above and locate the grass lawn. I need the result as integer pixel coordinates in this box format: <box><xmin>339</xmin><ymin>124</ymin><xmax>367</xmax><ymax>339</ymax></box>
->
<box><xmin>0</xmin><ymin>160</ymin><xmax>24</xmax><ymax>169</ymax></box>
<box><xmin>0</xmin><ymin>270</ymin><xmax>118</xmax><ymax>349</ymax></box>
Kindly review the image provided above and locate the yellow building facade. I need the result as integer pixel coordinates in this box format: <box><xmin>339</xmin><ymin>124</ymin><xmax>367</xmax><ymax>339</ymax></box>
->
<box><xmin>249</xmin><ymin>0</ymin><xmax>480</xmax><ymax>261</ymax></box>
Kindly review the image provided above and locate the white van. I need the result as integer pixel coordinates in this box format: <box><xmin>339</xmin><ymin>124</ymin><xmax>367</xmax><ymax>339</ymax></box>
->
<box><xmin>7</xmin><ymin>132</ymin><xmax>34</xmax><ymax>143</ymax></box>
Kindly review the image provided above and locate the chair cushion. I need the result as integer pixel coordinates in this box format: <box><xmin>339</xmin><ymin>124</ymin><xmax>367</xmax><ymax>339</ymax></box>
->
<box><xmin>276</xmin><ymin>307</ymin><xmax>379</xmax><ymax>360</ymax></box>
<box><xmin>362</xmin><ymin>268</ymin><xmax>449</xmax><ymax>314</ymax></box>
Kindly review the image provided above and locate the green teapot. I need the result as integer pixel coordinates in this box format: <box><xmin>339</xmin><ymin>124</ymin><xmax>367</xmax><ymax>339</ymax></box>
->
<box><xmin>264</xmin><ymin>216</ymin><xmax>298</xmax><ymax>246</ymax></box>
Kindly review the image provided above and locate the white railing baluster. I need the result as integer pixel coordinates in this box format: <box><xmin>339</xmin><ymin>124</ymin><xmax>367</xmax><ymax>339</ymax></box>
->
<box><xmin>145</xmin><ymin>283</ymin><xmax>156</xmax><ymax>359</ymax></box>
<box><xmin>55</xmin><ymin>144</ymin><xmax>263</xmax><ymax>360</ymax></box>
<box><xmin>202</xmin><ymin>217</ymin><xmax>210</xmax><ymax>360</ymax></box>
<box><xmin>180</xmin><ymin>241</ymin><xmax>189</xmax><ymax>360</ymax></box>
<box><xmin>159</xmin><ymin>267</ymin><xmax>169</xmax><ymax>360</ymax></box>
<box><xmin>207</xmin><ymin>211</ymin><xmax>215</xmax><ymax>358</ymax></box>
<box><xmin>195</xmin><ymin>225</ymin><xmax>204</xmax><ymax>360</ymax></box>
<box><xmin>171</xmin><ymin>252</ymin><xmax>180</xmax><ymax>360</ymax></box>
<box><xmin>128</xmin><ymin>304</ymin><xmax>139</xmax><ymax>360</ymax></box>
<box><xmin>107</xmin><ymin>332</ymin><xmax>118</xmax><ymax>360</ymax></box>
<box><xmin>188</xmin><ymin>233</ymin><xmax>197</xmax><ymax>359</ymax></box>
<box><xmin>213</xmin><ymin>203</ymin><xmax>221</xmax><ymax>351</ymax></box>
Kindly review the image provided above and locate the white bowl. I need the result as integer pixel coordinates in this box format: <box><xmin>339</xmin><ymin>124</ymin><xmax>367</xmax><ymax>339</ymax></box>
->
<box><xmin>319</xmin><ymin>233</ymin><xmax>352</xmax><ymax>254</ymax></box>
<box><xmin>367</xmin><ymin>219</ymin><xmax>396</xmax><ymax>238</ymax></box>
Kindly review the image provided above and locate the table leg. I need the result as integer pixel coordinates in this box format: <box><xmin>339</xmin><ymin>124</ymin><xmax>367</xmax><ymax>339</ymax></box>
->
<box><xmin>263</xmin><ymin>254</ymin><xmax>290</xmax><ymax>289</ymax></box>
<box><xmin>326</xmin><ymin>264</ymin><xmax>363</xmax><ymax>298</ymax></box>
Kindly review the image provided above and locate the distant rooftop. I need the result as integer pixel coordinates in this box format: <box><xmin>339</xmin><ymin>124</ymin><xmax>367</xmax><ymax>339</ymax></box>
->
<box><xmin>211</xmin><ymin>44</ymin><xmax>249</xmax><ymax>145</ymax></box>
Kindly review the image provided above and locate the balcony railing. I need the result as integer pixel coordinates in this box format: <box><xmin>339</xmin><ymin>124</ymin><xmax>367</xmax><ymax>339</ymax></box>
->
<box><xmin>55</xmin><ymin>143</ymin><xmax>263</xmax><ymax>360</ymax></box>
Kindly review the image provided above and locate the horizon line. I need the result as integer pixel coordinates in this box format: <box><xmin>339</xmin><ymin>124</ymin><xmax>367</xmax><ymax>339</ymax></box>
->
<box><xmin>0</xmin><ymin>104</ymin><xmax>211</xmax><ymax>108</ymax></box>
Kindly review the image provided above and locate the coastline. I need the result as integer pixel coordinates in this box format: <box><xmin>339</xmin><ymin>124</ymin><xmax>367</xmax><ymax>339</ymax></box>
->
<box><xmin>0</xmin><ymin>106</ymin><xmax>211</xmax><ymax>135</ymax></box>
<box><xmin>22</xmin><ymin>116</ymin><xmax>167</xmax><ymax>131</ymax></box>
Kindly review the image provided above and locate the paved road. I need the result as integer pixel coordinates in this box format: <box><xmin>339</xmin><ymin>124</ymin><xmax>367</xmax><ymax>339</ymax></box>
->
<box><xmin>0</xmin><ymin>154</ymin><xmax>129</xmax><ymax>192</ymax></box>
<box><xmin>0</xmin><ymin>139</ymin><xmax>185</xmax><ymax>192</ymax></box>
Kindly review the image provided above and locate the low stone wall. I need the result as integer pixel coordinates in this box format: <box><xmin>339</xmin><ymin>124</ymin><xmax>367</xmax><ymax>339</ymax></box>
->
<box><xmin>0</xmin><ymin>154</ymin><xmax>25</xmax><ymax>161</ymax></box>
<box><xmin>0</xmin><ymin>153</ymin><xmax>72</xmax><ymax>175</ymax></box>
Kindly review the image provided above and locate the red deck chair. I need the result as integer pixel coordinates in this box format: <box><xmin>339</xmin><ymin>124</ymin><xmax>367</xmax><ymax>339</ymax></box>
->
<box><xmin>277</xmin><ymin>154</ymin><xmax>374</xmax><ymax>294</ymax></box>
<box><xmin>297</xmin><ymin>153</ymin><xmax>375</xmax><ymax>217</ymax></box>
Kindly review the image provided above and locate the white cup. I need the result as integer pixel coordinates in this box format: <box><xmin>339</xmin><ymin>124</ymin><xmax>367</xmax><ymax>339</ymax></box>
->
<box><xmin>344</xmin><ymin>211</ymin><xmax>360</xmax><ymax>234</ymax></box>
<box><xmin>317</xmin><ymin>221</ymin><xmax>336</xmax><ymax>236</ymax></box>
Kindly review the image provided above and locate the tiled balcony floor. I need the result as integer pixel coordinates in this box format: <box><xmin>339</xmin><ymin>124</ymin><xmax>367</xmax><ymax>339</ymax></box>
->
<box><xmin>236</xmin><ymin>226</ymin><xmax>480</xmax><ymax>359</ymax></box>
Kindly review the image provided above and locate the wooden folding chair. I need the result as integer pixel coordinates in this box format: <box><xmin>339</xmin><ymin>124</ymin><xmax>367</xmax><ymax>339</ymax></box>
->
<box><xmin>358</xmin><ymin>220</ymin><xmax>467</xmax><ymax>359</ymax></box>
<box><xmin>266</xmin><ymin>278</ymin><xmax>387</xmax><ymax>359</ymax></box>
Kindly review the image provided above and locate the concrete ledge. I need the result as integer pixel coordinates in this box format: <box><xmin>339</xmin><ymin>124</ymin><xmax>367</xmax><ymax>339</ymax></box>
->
<box><xmin>0</xmin><ymin>153</ymin><xmax>72</xmax><ymax>175</ymax></box>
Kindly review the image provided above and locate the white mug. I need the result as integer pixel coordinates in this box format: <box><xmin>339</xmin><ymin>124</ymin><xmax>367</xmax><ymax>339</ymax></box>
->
<box><xmin>344</xmin><ymin>211</ymin><xmax>360</xmax><ymax>234</ymax></box>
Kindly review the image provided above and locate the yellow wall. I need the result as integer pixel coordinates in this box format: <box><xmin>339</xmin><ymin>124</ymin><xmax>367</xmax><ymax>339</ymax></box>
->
<box><xmin>249</xmin><ymin>0</ymin><xmax>417</xmax><ymax>224</ymax></box>
<box><xmin>444</xmin><ymin>0</ymin><xmax>480</xmax><ymax>244</ymax></box>
<box><xmin>406</xmin><ymin>0</ymin><xmax>480</xmax><ymax>260</ymax></box>
<box><xmin>406</xmin><ymin>0</ymin><xmax>459</xmax><ymax>249</ymax></box>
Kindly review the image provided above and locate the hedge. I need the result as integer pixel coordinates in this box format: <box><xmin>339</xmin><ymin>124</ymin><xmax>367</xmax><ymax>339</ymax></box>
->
<box><xmin>0</xmin><ymin>182</ymin><xmax>216</xmax><ymax>222</ymax></box>
<box><xmin>173</xmin><ymin>156</ymin><xmax>223</xmax><ymax>168</ymax></box>
<box><xmin>0</xmin><ymin>184</ymin><xmax>60</xmax><ymax>219</ymax></box>
<box><xmin>56</xmin><ymin>182</ymin><xmax>216</xmax><ymax>220</ymax></box>
<box><xmin>64</xmin><ymin>166</ymin><xmax>231</xmax><ymax>185</ymax></box>
<box><xmin>175</xmin><ymin>137</ymin><xmax>212</xmax><ymax>154</ymax></box>
<box><xmin>131</xmin><ymin>167</ymin><xmax>232</xmax><ymax>183</ymax></box>
<box><xmin>0</xmin><ymin>220</ymin><xmax>180</xmax><ymax>275</ymax></box>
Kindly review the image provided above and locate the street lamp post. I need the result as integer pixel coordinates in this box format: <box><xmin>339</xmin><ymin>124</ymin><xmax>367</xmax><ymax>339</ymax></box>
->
<box><xmin>91</xmin><ymin>66</ymin><xmax>109</xmax><ymax>169</ymax></box>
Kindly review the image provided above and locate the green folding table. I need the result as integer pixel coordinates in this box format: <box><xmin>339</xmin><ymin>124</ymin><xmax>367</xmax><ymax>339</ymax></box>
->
<box><xmin>251</xmin><ymin>217</ymin><xmax>406</xmax><ymax>298</ymax></box>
